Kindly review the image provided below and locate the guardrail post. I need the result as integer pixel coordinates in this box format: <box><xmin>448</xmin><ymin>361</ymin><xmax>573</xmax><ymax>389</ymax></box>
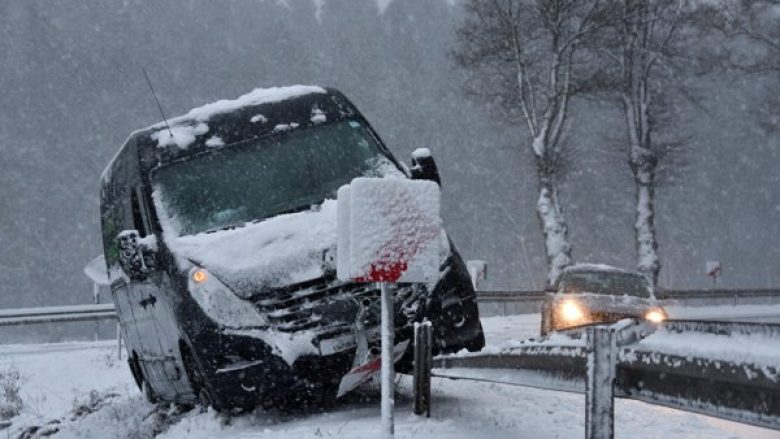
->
<box><xmin>116</xmin><ymin>322</ymin><xmax>123</xmax><ymax>360</ymax></box>
<box><xmin>586</xmin><ymin>326</ymin><xmax>616</xmax><ymax>439</ymax></box>
<box><xmin>413</xmin><ymin>321</ymin><xmax>432</xmax><ymax>417</ymax></box>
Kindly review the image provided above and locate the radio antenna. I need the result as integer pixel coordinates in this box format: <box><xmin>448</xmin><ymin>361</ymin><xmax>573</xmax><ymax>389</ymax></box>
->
<box><xmin>142</xmin><ymin>68</ymin><xmax>173</xmax><ymax>138</ymax></box>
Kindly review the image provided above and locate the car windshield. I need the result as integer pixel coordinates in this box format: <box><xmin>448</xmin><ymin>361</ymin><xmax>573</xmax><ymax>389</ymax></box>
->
<box><xmin>152</xmin><ymin>119</ymin><xmax>396</xmax><ymax>236</ymax></box>
<box><xmin>558</xmin><ymin>271</ymin><xmax>651</xmax><ymax>298</ymax></box>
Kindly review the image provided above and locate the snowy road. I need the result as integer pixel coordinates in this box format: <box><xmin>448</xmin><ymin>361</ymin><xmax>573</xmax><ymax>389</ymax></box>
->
<box><xmin>1</xmin><ymin>305</ymin><xmax>778</xmax><ymax>438</ymax></box>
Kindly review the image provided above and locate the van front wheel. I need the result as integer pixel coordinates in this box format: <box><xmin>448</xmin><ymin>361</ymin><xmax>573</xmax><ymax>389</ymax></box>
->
<box><xmin>181</xmin><ymin>345</ymin><xmax>220</xmax><ymax>411</ymax></box>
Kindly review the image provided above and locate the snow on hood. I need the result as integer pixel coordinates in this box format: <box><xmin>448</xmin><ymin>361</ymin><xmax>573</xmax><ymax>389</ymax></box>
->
<box><xmin>164</xmin><ymin>200</ymin><xmax>338</xmax><ymax>298</ymax></box>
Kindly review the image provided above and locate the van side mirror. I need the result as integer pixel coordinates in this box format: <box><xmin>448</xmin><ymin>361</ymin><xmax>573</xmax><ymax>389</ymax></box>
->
<box><xmin>116</xmin><ymin>230</ymin><xmax>159</xmax><ymax>280</ymax></box>
<box><xmin>410</xmin><ymin>148</ymin><xmax>441</xmax><ymax>186</ymax></box>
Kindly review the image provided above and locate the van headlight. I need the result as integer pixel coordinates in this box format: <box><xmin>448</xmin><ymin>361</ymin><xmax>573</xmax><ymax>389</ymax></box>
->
<box><xmin>644</xmin><ymin>309</ymin><xmax>666</xmax><ymax>323</ymax></box>
<box><xmin>559</xmin><ymin>299</ymin><xmax>586</xmax><ymax>323</ymax></box>
<box><xmin>187</xmin><ymin>268</ymin><xmax>267</xmax><ymax>328</ymax></box>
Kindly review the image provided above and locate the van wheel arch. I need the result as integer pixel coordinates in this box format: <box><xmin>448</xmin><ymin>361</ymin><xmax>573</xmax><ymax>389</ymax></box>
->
<box><xmin>130</xmin><ymin>351</ymin><xmax>158</xmax><ymax>404</ymax></box>
<box><xmin>179</xmin><ymin>340</ymin><xmax>221</xmax><ymax>411</ymax></box>
<box><xmin>128</xmin><ymin>351</ymin><xmax>144</xmax><ymax>391</ymax></box>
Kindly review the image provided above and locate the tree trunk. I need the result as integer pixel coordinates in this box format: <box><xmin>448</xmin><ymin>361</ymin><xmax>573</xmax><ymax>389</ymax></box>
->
<box><xmin>536</xmin><ymin>163</ymin><xmax>573</xmax><ymax>288</ymax></box>
<box><xmin>631</xmin><ymin>160</ymin><xmax>660</xmax><ymax>287</ymax></box>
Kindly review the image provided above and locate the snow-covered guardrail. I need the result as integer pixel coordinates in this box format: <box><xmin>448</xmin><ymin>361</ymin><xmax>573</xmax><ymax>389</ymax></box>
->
<box><xmin>415</xmin><ymin>319</ymin><xmax>780</xmax><ymax>438</ymax></box>
<box><xmin>0</xmin><ymin>304</ymin><xmax>116</xmax><ymax>327</ymax></box>
<box><xmin>476</xmin><ymin>288</ymin><xmax>780</xmax><ymax>316</ymax></box>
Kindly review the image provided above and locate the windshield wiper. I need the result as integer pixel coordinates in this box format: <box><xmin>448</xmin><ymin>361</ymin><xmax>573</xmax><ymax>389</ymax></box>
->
<box><xmin>197</xmin><ymin>202</ymin><xmax>322</xmax><ymax>235</ymax></box>
<box><xmin>249</xmin><ymin>202</ymin><xmax>322</xmax><ymax>224</ymax></box>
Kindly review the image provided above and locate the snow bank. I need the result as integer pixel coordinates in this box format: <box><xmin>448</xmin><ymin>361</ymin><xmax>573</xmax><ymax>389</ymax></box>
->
<box><xmin>625</xmin><ymin>327</ymin><xmax>780</xmax><ymax>381</ymax></box>
<box><xmin>2</xmin><ymin>316</ymin><xmax>777</xmax><ymax>439</ymax></box>
<box><xmin>456</xmin><ymin>331</ymin><xmax>586</xmax><ymax>358</ymax></box>
<box><xmin>563</xmin><ymin>263</ymin><xmax>633</xmax><ymax>274</ymax></box>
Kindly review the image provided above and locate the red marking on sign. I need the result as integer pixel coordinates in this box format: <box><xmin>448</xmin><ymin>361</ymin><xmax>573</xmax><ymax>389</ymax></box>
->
<box><xmin>353</xmin><ymin>186</ymin><xmax>438</xmax><ymax>283</ymax></box>
<box><xmin>355</xmin><ymin>260</ymin><xmax>408</xmax><ymax>283</ymax></box>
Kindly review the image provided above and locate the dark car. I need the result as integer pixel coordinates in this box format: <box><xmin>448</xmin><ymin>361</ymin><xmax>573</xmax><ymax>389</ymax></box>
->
<box><xmin>98</xmin><ymin>85</ymin><xmax>484</xmax><ymax>410</ymax></box>
<box><xmin>540</xmin><ymin>264</ymin><xmax>666</xmax><ymax>335</ymax></box>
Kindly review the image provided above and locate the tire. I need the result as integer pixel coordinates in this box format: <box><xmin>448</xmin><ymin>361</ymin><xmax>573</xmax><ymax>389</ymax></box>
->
<box><xmin>128</xmin><ymin>352</ymin><xmax>144</xmax><ymax>391</ymax></box>
<box><xmin>181</xmin><ymin>344</ymin><xmax>220</xmax><ymax>412</ymax></box>
<box><xmin>142</xmin><ymin>379</ymin><xmax>158</xmax><ymax>404</ymax></box>
<box><xmin>463</xmin><ymin>322</ymin><xmax>486</xmax><ymax>352</ymax></box>
<box><xmin>130</xmin><ymin>352</ymin><xmax>158</xmax><ymax>404</ymax></box>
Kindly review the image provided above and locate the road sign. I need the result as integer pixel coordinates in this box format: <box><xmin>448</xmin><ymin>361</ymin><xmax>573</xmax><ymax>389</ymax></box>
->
<box><xmin>337</xmin><ymin>177</ymin><xmax>441</xmax><ymax>283</ymax></box>
<box><xmin>336</xmin><ymin>177</ymin><xmax>441</xmax><ymax>438</ymax></box>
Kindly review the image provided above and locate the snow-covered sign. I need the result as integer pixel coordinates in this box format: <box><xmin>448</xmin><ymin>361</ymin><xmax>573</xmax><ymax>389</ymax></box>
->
<box><xmin>337</xmin><ymin>177</ymin><xmax>441</xmax><ymax>284</ymax></box>
<box><xmin>706</xmin><ymin>261</ymin><xmax>722</xmax><ymax>277</ymax></box>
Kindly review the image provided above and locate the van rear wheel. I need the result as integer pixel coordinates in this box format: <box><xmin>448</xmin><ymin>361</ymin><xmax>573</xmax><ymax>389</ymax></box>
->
<box><xmin>128</xmin><ymin>352</ymin><xmax>143</xmax><ymax>391</ymax></box>
<box><xmin>142</xmin><ymin>379</ymin><xmax>158</xmax><ymax>404</ymax></box>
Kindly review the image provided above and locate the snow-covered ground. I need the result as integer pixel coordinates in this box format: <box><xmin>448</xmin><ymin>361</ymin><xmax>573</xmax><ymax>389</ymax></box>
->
<box><xmin>1</xmin><ymin>307</ymin><xmax>778</xmax><ymax>438</ymax></box>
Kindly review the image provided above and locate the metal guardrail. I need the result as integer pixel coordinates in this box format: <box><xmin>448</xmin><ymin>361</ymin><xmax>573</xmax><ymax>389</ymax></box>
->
<box><xmin>0</xmin><ymin>304</ymin><xmax>117</xmax><ymax>327</ymax></box>
<box><xmin>414</xmin><ymin>319</ymin><xmax>780</xmax><ymax>438</ymax></box>
<box><xmin>0</xmin><ymin>304</ymin><xmax>123</xmax><ymax>358</ymax></box>
<box><xmin>656</xmin><ymin>288</ymin><xmax>780</xmax><ymax>299</ymax></box>
<box><xmin>476</xmin><ymin>288</ymin><xmax>780</xmax><ymax>301</ymax></box>
<box><xmin>475</xmin><ymin>289</ymin><xmax>780</xmax><ymax>316</ymax></box>
<box><xmin>1</xmin><ymin>288</ymin><xmax>775</xmax><ymax>327</ymax></box>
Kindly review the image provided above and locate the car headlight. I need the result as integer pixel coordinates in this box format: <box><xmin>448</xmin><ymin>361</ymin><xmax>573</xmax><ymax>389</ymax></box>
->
<box><xmin>188</xmin><ymin>268</ymin><xmax>267</xmax><ymax>328</ymax></box>
<box><xmin>559</xmin><ymin>299</ymin><xmax>585</xmax><ymax>322</ymax></box>
<box><xmin>644</xmin><ymin>309</ymin><xmax>666</xmax><ymax>323</ymax></box>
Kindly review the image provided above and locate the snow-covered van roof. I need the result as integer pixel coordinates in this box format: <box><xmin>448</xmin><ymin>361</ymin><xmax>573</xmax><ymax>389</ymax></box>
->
<box><xmin>100</xmin><ymin>85</ymin><xmax>364</xmax><ymax>185</ymax></box>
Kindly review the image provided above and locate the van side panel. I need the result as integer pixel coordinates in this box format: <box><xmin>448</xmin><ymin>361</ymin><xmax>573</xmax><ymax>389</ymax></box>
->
<box><xmin>100</xmin><ymin>141</ymin><xmax>147</xmax><ymax>372</ymax></box>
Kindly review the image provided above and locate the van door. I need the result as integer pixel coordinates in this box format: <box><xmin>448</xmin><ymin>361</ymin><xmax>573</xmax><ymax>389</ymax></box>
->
<box><xmin>127</xmin><ymin>185</ymin><xmax>188</xmax><ymax>399</ymax></box>
<box><xmin>101</xmin><ymin>153</ymin><xmax>147</xmax><ymax>390</ymax></box>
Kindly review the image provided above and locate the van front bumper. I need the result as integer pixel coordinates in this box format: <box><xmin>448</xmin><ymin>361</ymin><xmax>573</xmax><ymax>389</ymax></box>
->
<box><xmin>190</xmin><ymin>327</ymin><xmax>366</xmax><ymax>409</ymax></box>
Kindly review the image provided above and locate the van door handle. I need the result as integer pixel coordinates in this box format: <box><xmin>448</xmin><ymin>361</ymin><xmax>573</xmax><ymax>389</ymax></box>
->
<box><xmin>139</xmin><ymin>294</ymin><xmax>157</xmax><ymax>309</ymax></box>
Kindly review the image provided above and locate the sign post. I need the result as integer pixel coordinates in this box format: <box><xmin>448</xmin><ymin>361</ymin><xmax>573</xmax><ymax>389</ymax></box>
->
<box><xmin>337</xmin><ymin>177</ymin><xmax>441</xmax><ymax>438</ymax></box>
<box><xmin>380</xmin><ymin>281</ymin><xmax>394</xmax><ymax>437</ymax></box>
<box><xmin>706</xmin><ymin>261</ymin><xmax>722</xmax><ymax>287</ymax></box>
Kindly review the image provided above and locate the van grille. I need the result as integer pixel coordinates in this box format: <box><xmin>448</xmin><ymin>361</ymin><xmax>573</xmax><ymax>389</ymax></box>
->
<box><xmin>252</xmin><ymin>277</ymin><xmax>385</xmax><ymax>333</ymax></box>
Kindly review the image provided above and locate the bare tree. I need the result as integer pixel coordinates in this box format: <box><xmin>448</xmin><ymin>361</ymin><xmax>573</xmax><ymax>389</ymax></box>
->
<box><xmin>694</xmin><ymin>0</ymin><xmax>779</xmax><ymax>133</ymax></box>
<box><xmin>453</xmin><ymin>0</ymin><xmax>602</xmax><ymax>286</ymax></box>
<box><xmin>583</xmin><ymin>0</ymin><xmax>689</xmax><ymax>287</ymax></box>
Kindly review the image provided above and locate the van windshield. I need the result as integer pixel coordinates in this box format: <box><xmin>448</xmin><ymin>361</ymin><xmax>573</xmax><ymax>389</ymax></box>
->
<box><xmin>152</xmin><ymin>120</ymin><xmax>397</xmax><ymax>236</ymax></box>
<box><xmin>558</xmin><ymin>271</ymin><xmax>652</xmax><ymax>298</ymax></box>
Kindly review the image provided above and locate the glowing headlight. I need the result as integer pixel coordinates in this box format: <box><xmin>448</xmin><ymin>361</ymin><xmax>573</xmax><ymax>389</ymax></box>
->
<box><xmin>187</xmin><ymin>267</ymin><xmax>266</xmax><ymax>328</ymax></box>
<box><xmin>645</xmin><ymin>309</ymin><xmax>666</xmax><ymax>323</ymax></box>
<box><xmin>560</xmin><ymin>300</ymin><xmax>585</xmax><ymax>322</ymax></box>
<box><xmin>191</xmin><ymin>268</ymin><xmax>208</xmax><ymax>284</ymax></box>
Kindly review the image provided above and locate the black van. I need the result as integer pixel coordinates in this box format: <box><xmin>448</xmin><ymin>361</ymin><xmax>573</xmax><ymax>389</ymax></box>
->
<box><xmin>99</xmin><ymin>85</ymin><xmax>484</xmax><ymax>410</ymax></box>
